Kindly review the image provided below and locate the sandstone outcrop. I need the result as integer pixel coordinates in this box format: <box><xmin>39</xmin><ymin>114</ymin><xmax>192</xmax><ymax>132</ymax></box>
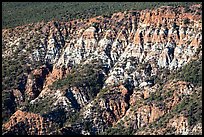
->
<box><xmin>2</xmin><ymin>110</ymin><xmax>55</xmax><ymax>135</ymax></box>
<box><xmin>2</xmin><ymin>3</ymin><xmax>202</xmax><ymax>135</ymax></box>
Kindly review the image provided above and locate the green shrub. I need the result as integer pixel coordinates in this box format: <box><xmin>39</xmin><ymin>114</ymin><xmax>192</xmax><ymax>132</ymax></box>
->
<box><xmin>2</xmin><ymin>2</ymin><xmax>200</xmax><ymax>29</ymax></box>
<box><xmin>183</xmin><ymin>18</ymin><xmax>190</xmax><ymax>24</ymax></box>
<box><xmin>50</xmin><ymin>60</ymin><xmax>104</xmax><ymax>99</ymax></box>
<box><xmin>175</xmin><ymin>59</ymin><xmax>202</xmax><ymax>86</ymax></box>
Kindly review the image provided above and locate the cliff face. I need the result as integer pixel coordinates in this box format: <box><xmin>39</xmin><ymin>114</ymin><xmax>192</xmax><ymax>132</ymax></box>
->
<box><xmin>2</xmin><ymin>110</ymin><xmax>56</xmax><ymax>135</ymax></box>
<box><xmin>2</xmin><ymin>4</ymin><xmax>202</xmax><ymax>135</ymax></box>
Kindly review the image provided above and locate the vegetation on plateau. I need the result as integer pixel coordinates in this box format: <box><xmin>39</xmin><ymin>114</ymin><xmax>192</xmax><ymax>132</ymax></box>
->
<box><xmin>2</xmin><ymin>2</ymin><xmax>200</xmax><ymax>29</ymax></box>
